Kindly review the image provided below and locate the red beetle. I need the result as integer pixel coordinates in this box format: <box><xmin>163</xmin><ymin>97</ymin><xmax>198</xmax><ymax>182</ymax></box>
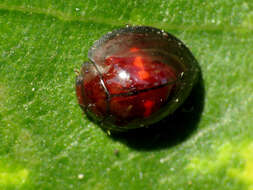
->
<box><xmin>76</xmin><ymin>26</ymin><xmax>199</xmax><ymax>132</ymax></box>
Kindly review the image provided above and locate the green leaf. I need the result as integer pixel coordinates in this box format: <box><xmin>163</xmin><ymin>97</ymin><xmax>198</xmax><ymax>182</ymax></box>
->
<box><xmin>0</xmin><ymin>1</ymin><xmax>253</xmax><ymax>189</ymax></box>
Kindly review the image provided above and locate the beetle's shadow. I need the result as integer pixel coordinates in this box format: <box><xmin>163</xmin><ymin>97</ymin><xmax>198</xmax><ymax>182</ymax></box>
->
<box><xmin>110</xmin><ymin>72</ymin><xmax>205</xmax><ymax>151</ymax></box>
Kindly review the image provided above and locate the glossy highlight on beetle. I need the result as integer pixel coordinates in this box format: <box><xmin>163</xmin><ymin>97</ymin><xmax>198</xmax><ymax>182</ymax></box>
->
<box><xmin>76</xmin><ymin>26</ymin><xmax>199</xmax><ymax>131</ymax></box>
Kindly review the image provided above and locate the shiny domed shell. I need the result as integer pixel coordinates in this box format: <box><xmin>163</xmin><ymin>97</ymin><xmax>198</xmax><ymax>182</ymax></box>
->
<box><xmin>76</xmin><ymin>26</ymin><xmax>199</xmax><ymax>132</ymax></box>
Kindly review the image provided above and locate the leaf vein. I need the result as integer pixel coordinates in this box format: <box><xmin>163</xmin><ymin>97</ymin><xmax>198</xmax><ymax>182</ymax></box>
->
<box><xmin>0</xmin><ymin>4</ymin><xmax>252</xmax><ymax>33</ymax></box>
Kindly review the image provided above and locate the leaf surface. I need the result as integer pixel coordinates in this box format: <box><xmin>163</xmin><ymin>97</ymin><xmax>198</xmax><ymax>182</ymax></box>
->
<box><xmin>0</xmin><ymin>1</ymin><xmax>253</xmax><ymax>189</ymax></box>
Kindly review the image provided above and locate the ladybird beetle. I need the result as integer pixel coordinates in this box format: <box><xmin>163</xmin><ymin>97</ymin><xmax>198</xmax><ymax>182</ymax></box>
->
<box><xmin>76</xmin><ymin>26</ymin><xmax>199</xmax><ymax>132</ymax></box>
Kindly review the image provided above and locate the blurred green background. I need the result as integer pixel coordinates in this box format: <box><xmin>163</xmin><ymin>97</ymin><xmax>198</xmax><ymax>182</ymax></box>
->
<box><xmin>0</xmin><ymin>0</ymin><xmax>253</xmax><ymax>189</ymax></box>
